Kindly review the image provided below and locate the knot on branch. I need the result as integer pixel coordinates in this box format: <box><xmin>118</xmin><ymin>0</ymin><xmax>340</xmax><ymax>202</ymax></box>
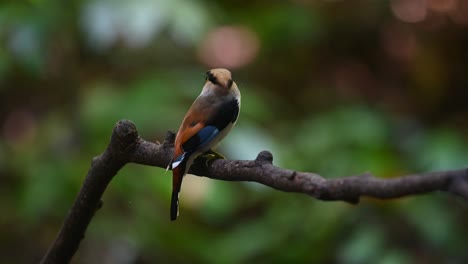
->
<box><xmin>447</xmin><ymin>169</ymin><xmax>468</xmax><ymax>199</ymax></box>
<box><xmin>164</xmin><ymin>131</ymin><xmax>176</xmax><ymax>145</ymax></box>
<box><xmin>110</xmin><ymin>120</ymin><xmax>139</xmax><ymax>152</ymax></box>
<box><xmin>255</xmin><ymin>151</ymin><xmax>273</xmax><ymax>165</ymax></box>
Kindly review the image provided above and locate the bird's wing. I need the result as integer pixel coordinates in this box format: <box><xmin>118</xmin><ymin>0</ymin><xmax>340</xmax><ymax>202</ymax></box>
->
<box><xmin>172</xmin><ymin>125</ymin><xmax>219</xmax><ymax>168</ymax></box>
<box><xmin>172</xmin><ymin>121</ymin><xmax>204</xmax><ymax>168</ymax></box>
<box><xmin>205</xmin><ymin>98</ymin><xmax>240</xmax><ymax>129</ymax></box>
<box><xmin>172</xmin><ymin>96</ymin><xmax>239</xmax><ymax>168</ymax></box>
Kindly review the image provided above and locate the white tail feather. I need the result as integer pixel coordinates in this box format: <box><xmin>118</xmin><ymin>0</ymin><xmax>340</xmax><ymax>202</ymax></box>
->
<box><xmin>166</xmin><ymin>158</ymin><xmax>173</xmax><ymax>172</ymax></box>
<box><xmin>172</xmin><ymin>160</ymin><xmax>182</xmax><ymax>169</ymax></box>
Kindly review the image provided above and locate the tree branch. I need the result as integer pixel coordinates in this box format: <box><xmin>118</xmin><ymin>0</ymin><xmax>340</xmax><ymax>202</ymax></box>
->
<box><xmin>41</xmin><ymin>119</ymin><xmax>468</xmax><ymax>263</ymax></box>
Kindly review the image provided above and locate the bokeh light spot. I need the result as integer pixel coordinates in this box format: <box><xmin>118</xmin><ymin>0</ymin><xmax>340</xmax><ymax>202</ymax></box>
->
<box><xmin>198</xmin><ymin>26</ymin><xmax>260</xmax><ymax>69</ymax></box>
<box><xmin>2</xmin><ymin>109</ymin><xmax>37</xmax><ymax>149</ymax></box>
<box><xmin>450</xmin><ymin>0</ymin><xmax>468</xmax><ymax>25</ymax></box>
<box><xmin>391</xmin><ymin>0</ymin><xmax>427</xmax><ymax>23</ymax></box>
<box><xmin>381</xmin><ymin>23</ymin><xmax>417</xmax><ymax>63</ymax></box>
<box><xmin>428</xmin><ymin>0</ymin><xmax>457</xmax><ymax>13</ymax></box>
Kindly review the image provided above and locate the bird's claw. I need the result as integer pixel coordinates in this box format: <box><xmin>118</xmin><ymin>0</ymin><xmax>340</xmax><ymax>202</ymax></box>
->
<box><xmin>199</xmin><ymin>150</ymin><xmax>225</xmax><ymax>167</ymax></box>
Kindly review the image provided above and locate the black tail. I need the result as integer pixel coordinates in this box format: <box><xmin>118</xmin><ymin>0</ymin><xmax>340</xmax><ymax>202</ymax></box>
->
<box><xmin>170</xmin><ymin>191</ymin><xmax>179</xmax><ymax>221</ymax></box>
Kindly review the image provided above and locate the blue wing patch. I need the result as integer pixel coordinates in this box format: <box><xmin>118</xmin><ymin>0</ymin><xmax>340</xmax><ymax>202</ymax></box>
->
<box><xmin>172</xmin><ymin>126</ymin><xmax>219</xmax><ymax>169</ymax></box>
<box><xmin>183</xmin><ymin>125</ymin><xmax>219</xmax><ymax>152</ymax></box>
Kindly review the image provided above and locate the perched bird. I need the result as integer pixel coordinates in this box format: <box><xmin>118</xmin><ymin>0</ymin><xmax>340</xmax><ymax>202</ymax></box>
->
<box><xmin>170</xmin><ymin>68</ymin><xmax>241</xmax><ymax>221</ymax></box>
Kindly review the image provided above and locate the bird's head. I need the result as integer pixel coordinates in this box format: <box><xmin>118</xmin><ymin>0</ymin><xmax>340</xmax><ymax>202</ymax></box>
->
<box><xmin>202</xmin><ymin>68</ymin><xmax>239</xmax><ymax>97</ymax></box>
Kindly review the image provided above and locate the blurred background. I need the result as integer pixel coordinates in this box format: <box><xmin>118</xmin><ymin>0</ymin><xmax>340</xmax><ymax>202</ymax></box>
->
<box><xmin>1</xmin><ymin>0</ymin><xmax>468</xmax><ymax>263</ymax></box>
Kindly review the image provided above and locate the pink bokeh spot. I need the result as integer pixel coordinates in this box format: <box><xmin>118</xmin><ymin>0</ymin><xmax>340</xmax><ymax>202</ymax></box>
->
<box><xmin>198</xmin><ymin>26</ymin><xmax>260</xmax><ymax>69</ymax></box>
<box><xmin>428</xmin><ymin>0</ymin><xmax>457</xmax><ymax>13</ymax></box>
<box><xmin>381</xmin><ymin>23</ymin><xmax>417</xmax><ymax>63</ymax></box>
<box><xmin>450</xmin><ymin>0</ymin><xmax>468</xmax><ymax>25</ymax></box>
<box><xmin>2</xmin><ymin>109</ymin><xmax>37</xmax><ymax>149</ymax></box>
<box><xmin>391</xmin><ymin>0</ymin><xmax>427</xmax><ymax>23</ymax></box>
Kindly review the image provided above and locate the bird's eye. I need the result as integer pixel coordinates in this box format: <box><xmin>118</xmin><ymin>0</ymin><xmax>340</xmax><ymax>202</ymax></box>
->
<box><xmin>206</xmin><ymin>72</ymin><xmax>218</xmax><ymax>85</ymax></box>
<box><xmin>227</xmin><ymin>79</ymin><xmax>233</xmax><ymax>88</ymax></box>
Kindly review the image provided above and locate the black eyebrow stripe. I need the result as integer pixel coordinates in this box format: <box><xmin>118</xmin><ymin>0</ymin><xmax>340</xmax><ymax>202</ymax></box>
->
<box><xmin>207</xmin><ymin>72</ymin><xmax>219</xmax><ymax>85</ymax></box>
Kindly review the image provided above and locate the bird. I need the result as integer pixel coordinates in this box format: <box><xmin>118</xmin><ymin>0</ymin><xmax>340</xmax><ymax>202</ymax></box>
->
<box><xmin>169</xmin><ymin>68</ymin><xmax>241</xmax><ymax>221</ymax></box>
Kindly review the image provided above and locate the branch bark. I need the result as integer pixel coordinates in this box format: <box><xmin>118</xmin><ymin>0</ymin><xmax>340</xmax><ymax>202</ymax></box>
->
<box><xmin>41</xmin><ymin>119</ymin><xmax>468</xmax><ymax>263</ymax></box>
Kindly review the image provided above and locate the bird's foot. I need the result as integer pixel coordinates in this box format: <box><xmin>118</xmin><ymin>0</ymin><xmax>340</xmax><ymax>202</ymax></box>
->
<box><xmin>199</xmin><ymin>150</ymin><xmax>225</xmax><ymax>167</ymax></box>
<box><xmin>205</xmin><ymin>149</ymin><xmax>225</xmax><ymax>159</ymax></box>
